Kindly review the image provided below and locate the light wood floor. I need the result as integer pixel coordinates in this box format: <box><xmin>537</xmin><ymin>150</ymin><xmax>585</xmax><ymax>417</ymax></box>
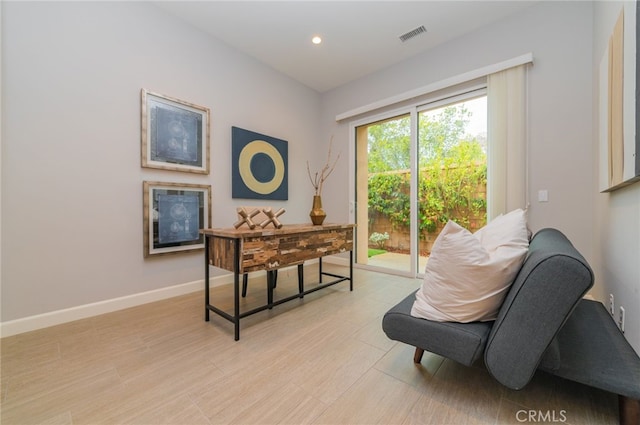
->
<box><xmin>1</xmin><ymin>264</ymin><xmax>618</xmax><ymax>424</ymax></box>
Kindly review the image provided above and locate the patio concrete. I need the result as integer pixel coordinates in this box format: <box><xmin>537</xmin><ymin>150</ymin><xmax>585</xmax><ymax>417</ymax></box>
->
<box><xmin>365</xmin><ymin>251</ymin><xmax>429</xmax><ymax>274</ymax></box>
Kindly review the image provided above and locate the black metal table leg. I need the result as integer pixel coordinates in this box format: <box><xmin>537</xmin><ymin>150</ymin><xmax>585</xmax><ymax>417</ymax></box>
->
<box><xmin>298</xmin><ymin>264</ymin><xmax>304</xmax><ymax>298</ymax></box>
<box><xmin>233</xmin><ymin>239</ymin><xmax>240</xmax><ymax>341</ymax></box>
<box><xmin>349</xmin><ymin>250</ymin><xmax>353</xmax><ymax>291</ymax></box>
<box><xmin>267</xmin><ymin>270</ymin><xmax>275</xmax><ymax>308</ymax></box>
<box><xmin>205</xmin><ymin>236</ymin><xmax>210</xmax><ymax>322</ymax></box>
<box><xmin>242</xmin><ymin>274</ymin><xmax>248</xmax><ymax>298</ymax></box>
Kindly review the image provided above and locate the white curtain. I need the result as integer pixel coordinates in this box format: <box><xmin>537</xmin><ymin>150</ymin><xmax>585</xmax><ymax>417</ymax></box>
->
<box><xmin>487</xmin><ymin>64</ymin><xmax>529</xmax><ymax>220</ymax></box>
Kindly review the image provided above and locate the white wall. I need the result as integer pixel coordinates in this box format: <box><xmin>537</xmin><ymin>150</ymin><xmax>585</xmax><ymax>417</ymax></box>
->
<box><xmin>592</xmin><ymin>1</ymin><xmax>640</xmax><ymax>353</ymax></box>
<box><xmin>321</xmin><ymin>1</ymin><xmax>595</xmax><ymax>257</ymax></box>
<box><xmin>1</xmin><ymin>2</ymin><xmax>321</xmax><ymax>324</ymax></box>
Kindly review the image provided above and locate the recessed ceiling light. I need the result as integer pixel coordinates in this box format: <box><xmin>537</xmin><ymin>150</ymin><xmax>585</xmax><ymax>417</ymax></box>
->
<box><xmin>312</xmin><ymin>36</ymin><xmax>322</xmax><ymax>45</ymax></box>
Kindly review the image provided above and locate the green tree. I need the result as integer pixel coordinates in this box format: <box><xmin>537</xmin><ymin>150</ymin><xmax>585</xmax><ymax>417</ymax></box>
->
<box><xmin>418</xmin><ymin>105</ymin><xmax>473</xmax><ymax>164</ymax></box>
<box><xmin>366</xmin><ymin>106</ymin><xmax>475</xmax><ymax>172</ymax></box>
<box><xmin>368</xmin><ymin>104</ymin><xmax>487</xmax><ymax>237</ymax></box>
<box><xmin>367</xmin><ymin>116</ymin><xmax>411</xmax><ymax>172</ymax></box>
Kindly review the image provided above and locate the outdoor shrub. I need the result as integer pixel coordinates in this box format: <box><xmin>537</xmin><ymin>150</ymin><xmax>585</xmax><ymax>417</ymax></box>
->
<box><xmin>369</xmin><ymin>232</ymin><xmax>390</xmax><ymax>248</ymax></box>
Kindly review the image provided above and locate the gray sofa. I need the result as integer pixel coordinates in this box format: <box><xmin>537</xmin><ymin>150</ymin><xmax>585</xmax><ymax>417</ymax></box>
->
<box><xmin>382</xmin><ymin>228</ymin><xmax>640</xmax><ymax>425</ymax></box>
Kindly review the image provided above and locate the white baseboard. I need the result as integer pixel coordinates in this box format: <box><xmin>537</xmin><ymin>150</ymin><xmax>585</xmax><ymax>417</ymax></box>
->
<box><xmin>0</xmin><ymin>275</ymin><xmax>232</xmax><ymax>338</ymax></box>
<box><xmin>0</xmin><ymin>259</ymin><xmax>341</xmax><ymax>338</ymax></box>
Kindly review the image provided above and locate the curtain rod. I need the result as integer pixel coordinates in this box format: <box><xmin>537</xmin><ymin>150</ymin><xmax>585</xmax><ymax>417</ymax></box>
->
<box><xmin>336</xmin><ymin>53</ymin><xmax>534</xmax><ymax>122</ymax></box>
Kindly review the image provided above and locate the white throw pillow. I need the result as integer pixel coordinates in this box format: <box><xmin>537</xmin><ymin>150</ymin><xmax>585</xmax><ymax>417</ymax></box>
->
<box><xmin>411</xmin><ymin>209</ymin><xmax>530</xmax><ymax>322</ymax></box>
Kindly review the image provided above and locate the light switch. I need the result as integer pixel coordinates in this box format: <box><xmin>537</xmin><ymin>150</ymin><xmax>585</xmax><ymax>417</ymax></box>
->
<box><xmin>538</xmin><ymin>190</ymin><xmax>548</xmax><ymax>202</ymax></box>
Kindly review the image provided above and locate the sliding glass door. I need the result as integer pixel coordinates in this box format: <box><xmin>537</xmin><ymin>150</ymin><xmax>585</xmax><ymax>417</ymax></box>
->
<box><xmin>354</xmin><ymin>92</ymin><xmax>487</xmax><ymax>277</ymax></box>
<box><xmin>355</xmin><ymin>113</ymin><xmax>412</xmax><ymax>274</ymax></box>
<box><xmin>416</xmin><ymin>96</ymin><xmax>488</xmax><ymax>272</ymax></box>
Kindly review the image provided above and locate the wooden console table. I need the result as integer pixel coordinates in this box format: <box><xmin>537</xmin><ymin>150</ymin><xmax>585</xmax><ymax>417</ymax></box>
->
<box><xmin>201</xmin><ymin>223</ymin><xmax>355</xmax><ymax>340</ymax></box>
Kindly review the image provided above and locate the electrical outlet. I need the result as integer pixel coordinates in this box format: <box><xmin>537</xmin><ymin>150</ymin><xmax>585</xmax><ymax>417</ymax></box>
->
<box><xmin>618</xmin><ymin>307</ymin><xmax>625</xmax><ymax>333</ymax></box>
<box><xmin>609</xmin><ymin>294</ymin><xmax>615</xmax><ymax>316</ymax></box>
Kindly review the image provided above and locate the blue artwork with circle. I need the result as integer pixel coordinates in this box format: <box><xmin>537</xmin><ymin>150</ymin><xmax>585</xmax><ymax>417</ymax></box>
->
<box><xmin>231</xmin><ymin>127</ymin><xmax>288</xmax><ymax>200</ymax></box>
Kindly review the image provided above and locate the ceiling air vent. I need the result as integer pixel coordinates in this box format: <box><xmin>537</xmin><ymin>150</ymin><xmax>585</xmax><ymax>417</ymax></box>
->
<box><xmin>399</xmin><ymin>25</ymin><xmax>427</xmax><ymax>43</ymax></box>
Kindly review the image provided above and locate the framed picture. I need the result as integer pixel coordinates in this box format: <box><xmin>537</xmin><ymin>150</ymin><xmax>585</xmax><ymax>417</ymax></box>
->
<box><xmin>143</xmin><ymin>181</ymin><xmax>212</xmax><ymax>257</ymax></box>
<box><xmin>141</xmin><ymin>89</ymin><xmax>210</xmax><ymax>174</ymax></box>
<box><xmin>599</xmin><ymin>1</ymin><xmax>640</xmax><ymax>191</ymax></box>
<box><xmin>231</xmin><ymin>126</ymin><xmax>288</xmax><ymax>200</ymax></box>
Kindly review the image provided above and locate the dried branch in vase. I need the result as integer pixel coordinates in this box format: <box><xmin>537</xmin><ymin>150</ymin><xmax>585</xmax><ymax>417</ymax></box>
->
<box><xmin>306</xmin><ymin>137</ymin><xmax>341</xmax><ymax>196</ymax></box>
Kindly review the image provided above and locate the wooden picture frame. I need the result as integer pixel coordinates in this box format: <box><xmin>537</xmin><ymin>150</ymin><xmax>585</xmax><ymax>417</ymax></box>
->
<box><xmin>141</xmin><ymin>89</ymin><xmax>210</xmax><ymax>174</ymax></box>
<box><xmin>599</xmin><ymin>2</ymin><xmax>640</xmax><ymax>191</ymax></box>
<box><xmin>143</xmin><ymin>181</ymin><xmax>212</xmax><ymax>257</ymax></box>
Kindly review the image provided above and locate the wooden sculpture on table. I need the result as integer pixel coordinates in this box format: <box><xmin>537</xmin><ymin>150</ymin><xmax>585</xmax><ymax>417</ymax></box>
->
<box><xmin>259</xmin><ymin>207</ymin><xmax>285</xmax><ymax>229</ymax></box>
<box><xmin>233</xmin><ymin>207</ymin><xmax>261</xmax><ymax>229</ymax></box>
<box><xmin>234</xmin><ymin>206</ymin><xmax>286</xmax><ymax>229</ymax></box>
